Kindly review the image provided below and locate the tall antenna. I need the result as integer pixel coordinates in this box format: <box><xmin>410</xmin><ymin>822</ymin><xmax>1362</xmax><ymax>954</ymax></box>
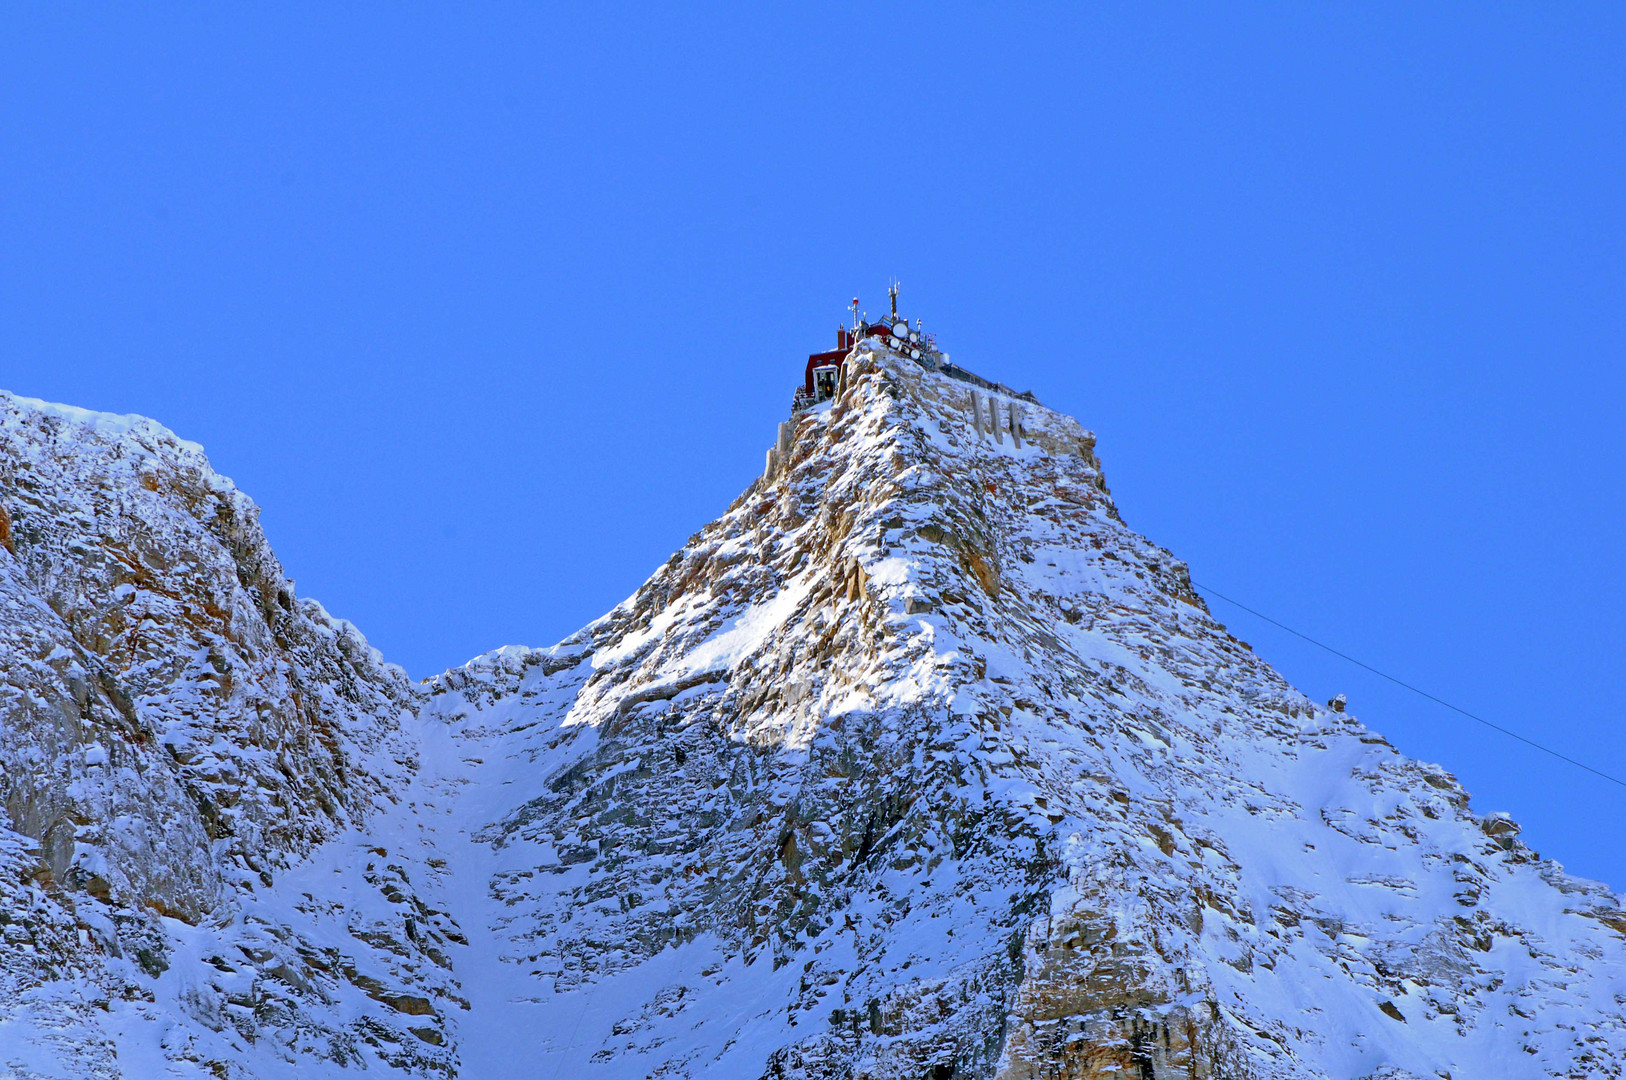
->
<box><xmin>888</xmin><ymin>280</ymin><xmax>900</xmax><ymax>319</ymax></box>
<box><xmin>850</xmin><ymin>297</ymin><xmax>860</xmax><ymax>333</ymax></box>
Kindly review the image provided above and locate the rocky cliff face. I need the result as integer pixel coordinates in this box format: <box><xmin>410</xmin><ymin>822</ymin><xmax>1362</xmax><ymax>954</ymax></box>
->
<box><xmin>0</xmin><ymin>395</ymin><xmax>457</xmax><ymax>1078</ymax></box>
<box><xmin>1</xmin><ymin>354</ymin><xmax>1623</xmax><ymax>1080</ymax></box>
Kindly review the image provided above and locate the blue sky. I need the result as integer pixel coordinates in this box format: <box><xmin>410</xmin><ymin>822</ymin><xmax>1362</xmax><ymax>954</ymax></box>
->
<box><xmin>4</xmin><ymin>6</ymin><xmax>1623</xmax><ymax>887</ymax></box>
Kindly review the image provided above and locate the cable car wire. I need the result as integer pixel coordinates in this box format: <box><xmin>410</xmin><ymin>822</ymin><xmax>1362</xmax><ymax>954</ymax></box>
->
<box><xmin>1191</xmin><ymin>581</ymin><xmax>1626</xmax><ymax>792</ymax></box>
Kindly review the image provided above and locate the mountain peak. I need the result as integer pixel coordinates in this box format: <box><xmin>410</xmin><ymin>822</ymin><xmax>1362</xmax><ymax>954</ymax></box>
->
<box><xmin>1</xmin><ymin>355</ymin><xmax>1622</xmax><ymax>1078</ymax></box>
<box><xmin>420</xmin><ymin>348</ymin><xmax>1625</xmax><ymax>1077</ymax></box>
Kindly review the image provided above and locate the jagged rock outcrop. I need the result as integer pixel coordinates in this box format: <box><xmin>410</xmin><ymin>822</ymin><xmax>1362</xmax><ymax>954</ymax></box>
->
<box><xmin>2</xmin><ymin>345</ymin><xmax>1624</xmax><ymax>1080</ymax></box>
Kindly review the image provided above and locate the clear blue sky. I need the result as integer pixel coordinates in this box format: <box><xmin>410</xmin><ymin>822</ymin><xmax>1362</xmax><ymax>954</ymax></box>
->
<box><xmin>4</xmin><ymin>6</ymin><xmax>1623</xmax><ymax>887</ymax></box>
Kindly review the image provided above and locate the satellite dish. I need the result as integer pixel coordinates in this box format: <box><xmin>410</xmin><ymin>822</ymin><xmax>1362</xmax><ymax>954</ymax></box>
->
<box><xmin>891</xmin><ymin>322</ymin><xmax>908</xmax><ymax>339</ymax></box>
<box><xmin>910</xmin><ymin>348</ymin><xmax>921</xmax><ymax>360</ymax></box>
<box><xmin>909</xmin><ymin>332</ymin><xmax>918</xmax><ymax>343</ymax></box>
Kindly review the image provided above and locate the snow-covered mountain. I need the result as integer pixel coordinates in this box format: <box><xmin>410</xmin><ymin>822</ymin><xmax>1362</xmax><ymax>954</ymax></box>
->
<box><xmin>0</xmin><ymin>343</ymin><xmax>1622</xmax><ymax>1079</ymax></box>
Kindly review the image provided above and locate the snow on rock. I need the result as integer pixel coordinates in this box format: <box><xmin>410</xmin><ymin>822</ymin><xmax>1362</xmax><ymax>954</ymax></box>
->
<box><xmin>0</xmin><ymin>392</ymin><xmax>456</xmax><ymax>1078</ymax></box>
<box><xmin>421</xmin><ymin>348</ymin><xmax>1626</xmax><ymax>1079</ymax></box>
<box><xmin>3</xmin><ymin>345</ymin><xmax>1624</xmax><ymax>1080</ymax></box>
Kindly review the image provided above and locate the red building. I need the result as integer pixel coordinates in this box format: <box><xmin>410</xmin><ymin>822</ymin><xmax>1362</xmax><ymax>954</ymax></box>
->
<box><xmin>799</xmin><ymin>312</ymin><xmax>935</xmax><ymax>407</ymax></box>
<box><xmin>803</xmin><ymin>327</ymin><xmax>853</xmax><ymax>400</ymax></box>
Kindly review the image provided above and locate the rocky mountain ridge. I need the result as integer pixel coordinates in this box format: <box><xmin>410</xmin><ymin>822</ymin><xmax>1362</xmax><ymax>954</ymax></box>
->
<box><xmin>0</xmin><ymin>395</ymin><xmax>455</xmax><ymax>1077</ymax></box>
<box><xmin>0</xmin><ymin>355</ymin><xmax>1622</xmax><ymax>1079</ymax></box>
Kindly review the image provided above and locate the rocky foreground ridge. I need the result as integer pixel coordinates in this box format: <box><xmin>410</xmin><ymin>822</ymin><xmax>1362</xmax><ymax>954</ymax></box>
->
<box><xmin>0</xmin><ymin>353</ymin><xmax>1622</xmax><ymax>1079</ymax></box>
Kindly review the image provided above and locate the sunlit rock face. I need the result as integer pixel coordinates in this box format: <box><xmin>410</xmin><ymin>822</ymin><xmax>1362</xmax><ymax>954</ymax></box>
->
<box><xmin>2</xmin><ymin>349</ymin><xmax>1623</xmax><ymax>1080</ymax></box>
